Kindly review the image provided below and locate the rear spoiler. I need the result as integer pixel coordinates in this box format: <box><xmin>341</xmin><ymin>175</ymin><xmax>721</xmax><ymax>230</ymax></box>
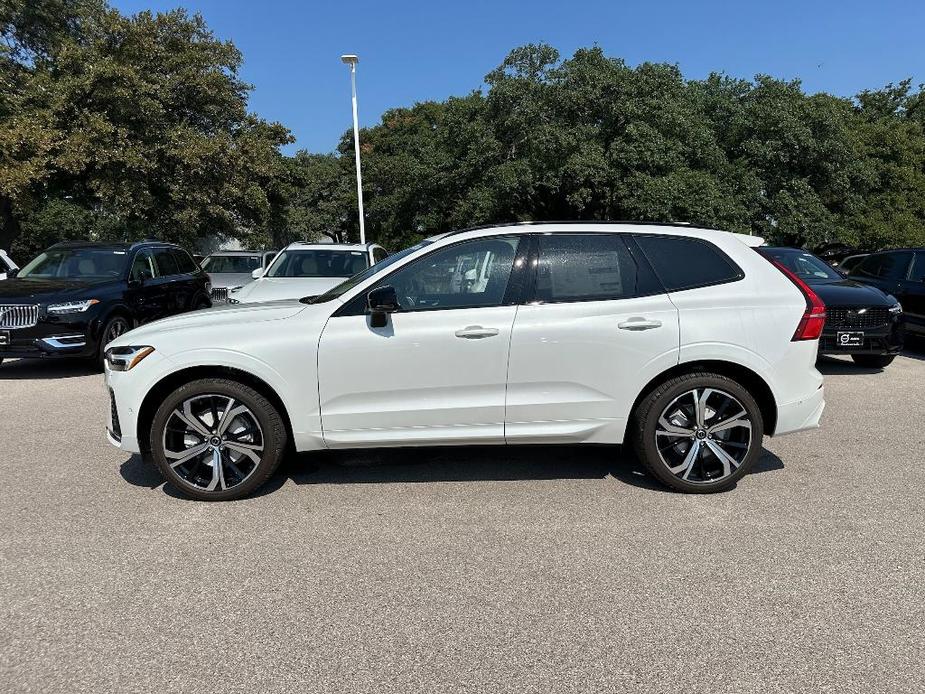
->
<box><xmin>730</xmin><ymin>232</ymin><xmax>765</xmax><ymax>248</ymax></box>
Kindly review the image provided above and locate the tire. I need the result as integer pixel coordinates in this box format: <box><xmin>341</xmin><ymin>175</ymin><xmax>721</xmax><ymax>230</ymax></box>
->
<box><xmin>851</xmin><ymin>354</ymin><xmax>895</xmax><ymax>368</ymax></box>
<box><xmin>97</xmin><ymin>315</ymin><xmax>131</xmax><ymax>368</ymax></box>
<box><xmin>149</xmin><ymin>378</ymin><xmax>287</xmax><ymax>501</ymax></box>
<box><xmin>631</xmin><ymin>372</ymin><xmax>765</xmax><ymax>493</ymax></box>
<box><xmin>192</xmin><ymin>294</ymin><xmax>211</xmax><ymax>310</ymax></box>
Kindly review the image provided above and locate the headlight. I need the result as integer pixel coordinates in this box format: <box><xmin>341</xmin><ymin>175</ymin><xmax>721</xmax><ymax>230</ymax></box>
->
<box><xmin>47</xmin><ymin>299</ymin><xmax>100</xmax><ymax>314</ymax></box>
<box><xmin>889</xmin><ymin>302</ymin><xmax>902</xmax><ymax>314</ymax></box>
<box><xmin>105</xmin><ymin>345</ymin><xmax>154</xmax><ymax>371</ymax></box>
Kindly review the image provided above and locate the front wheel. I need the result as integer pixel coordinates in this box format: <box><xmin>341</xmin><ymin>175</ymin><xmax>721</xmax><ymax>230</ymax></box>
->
<box><xmin>98</xmin><ymin>315</ymin><xmax>131</xmax><ymax>368</ymax></box>
<box><xmin>149</xmin><ymin>378</ymin><xmax>287</xmax><ymax>501</ymax></box>
<box><xmin>851</xmin><ymin>354</ymin><xmax>895</xmax><ymax>369</ymax></box>
<box><xmin>631</xmin><ymin>373</ymin><xmax>764</xmax><ymax>493</ymax></box>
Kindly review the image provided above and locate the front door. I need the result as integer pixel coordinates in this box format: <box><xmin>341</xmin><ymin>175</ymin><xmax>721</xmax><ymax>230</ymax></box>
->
<box><xmin>126</xmin><ymin>250</ymin><xmax>168</xmax><ymax>324</ymax></box>
<box><xmin>317</xmin><ymin>235</ymin><xmax>527</xmax><ymax>447</ymax></box>
<box><xmin>505</xmin><ymin>233</ymin><xmax>680</xmax><ymax>443</ymax></box>
<box><xmin>898</xmin><ymin>252</ymin><xmax>925</xmax><ymax>334</ymax></box>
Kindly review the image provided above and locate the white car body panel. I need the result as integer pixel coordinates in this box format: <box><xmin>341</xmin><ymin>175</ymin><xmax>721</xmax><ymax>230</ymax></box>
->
<box><xmin>318</xmin><ymin>305</ymin><xmax>517</xmax><ymax>446</ymax></box>
<box><xmin>230</xmin><ymin>276</ymin><xmax>345</xmax><ymax>303</ymax></box>
<box><xmin>104</xmin><ymin>223</ymin><xmax>824</xmax><ymax>462</ymax></box>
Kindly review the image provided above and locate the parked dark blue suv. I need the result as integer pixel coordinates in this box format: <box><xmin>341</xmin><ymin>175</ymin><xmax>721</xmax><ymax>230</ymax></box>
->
<box><xmin>0</xmin><ymin>241</ymin><xmax>211</xmax><ymax>368</ymax></box>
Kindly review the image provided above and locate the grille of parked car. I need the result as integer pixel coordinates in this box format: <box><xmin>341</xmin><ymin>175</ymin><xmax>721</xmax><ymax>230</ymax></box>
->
<box><xmin>0</xmin><ymin>304</ymin><xmax>39</xmax><ymax>328</ymax></box>
<box><xmin>109</xmin><ymin>388</ymin><xmax>121</xmax><ymax>438</ymax></box>
<box><xmin>826</xmin><ymin>307</ymin><xmax>891</xmax><ymax>330</ymax></box>
<box><xmin>210</xmin><ymin>287</ymin><xmax>229</xmax><ymax>303</ymax></box>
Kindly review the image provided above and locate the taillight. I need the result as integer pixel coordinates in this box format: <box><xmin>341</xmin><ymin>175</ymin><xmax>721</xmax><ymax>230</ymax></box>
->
<box><xmin>767</xmin><ymin>259</ymin><xmax>827</xmax><ymax>341</ymax></box>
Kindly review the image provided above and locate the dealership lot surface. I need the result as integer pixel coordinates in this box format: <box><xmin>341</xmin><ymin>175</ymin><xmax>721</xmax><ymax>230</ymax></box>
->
<box><xmin>1</xmin><ymin>352</ymin><xmax>923</xmax><ymax>693</ymax></box>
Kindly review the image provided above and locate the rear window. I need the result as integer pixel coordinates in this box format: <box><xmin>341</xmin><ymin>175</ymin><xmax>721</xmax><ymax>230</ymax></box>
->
<box><xmin>534</xmin><ymin>234</ymin><xmax>660</xmax><ymax>302</ymax></box>
<box><xmin>633</xmin><ymin>235</ymin><xmax>742</xmax><ymax>292</ymax></box>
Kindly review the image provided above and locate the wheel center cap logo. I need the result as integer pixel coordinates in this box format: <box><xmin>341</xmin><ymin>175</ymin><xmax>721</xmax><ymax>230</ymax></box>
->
<box><xmin>209</xmin><ymin>436</ymin><xmax>221</xmax><ymax>446</ymax></box>
<box><xmin>695</xmin><ymin>430</ymin><xmax>707</xmax><ymax>440</ymax></box>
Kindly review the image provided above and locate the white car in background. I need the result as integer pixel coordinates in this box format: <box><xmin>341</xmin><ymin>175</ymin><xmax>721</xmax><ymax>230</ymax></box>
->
<box><xmin>228</xmin><ymin>242</ymin><xmax>388</xmax><ymax>304</ymax></box>
<box><xmin>201</xmin><ymin>250</ymin><xmax>277</xmax><ymax>303</ymax></box>
<box><xmin>105</xmin><ymin>222</ymin><xmax>826</xmax><ymax>501</ymax></box>
<box><xmin>0</xmin><ymin>249</ymin><xmax>17</xmax><ymax>280</ymax></box>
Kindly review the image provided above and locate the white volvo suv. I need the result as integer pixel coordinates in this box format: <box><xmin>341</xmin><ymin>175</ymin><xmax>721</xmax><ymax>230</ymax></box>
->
<box><xmin>104</xmin><ymin>223</ymin><xmax>826</xmax><ymax>500</ymax></box>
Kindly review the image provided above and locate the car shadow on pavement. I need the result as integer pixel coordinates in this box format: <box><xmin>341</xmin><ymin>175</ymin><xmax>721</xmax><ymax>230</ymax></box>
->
<box><xmin>119</xmin><ymin>445</ymin><xmax>785</xmax><ymax>500</ymax></box>
<box><xmin>0</xmin><ymin>357</ymin><xmax>99</xmax><ymax>380</ymax></box>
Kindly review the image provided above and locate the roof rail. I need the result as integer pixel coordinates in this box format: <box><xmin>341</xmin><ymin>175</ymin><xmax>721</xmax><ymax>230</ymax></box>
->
<box><xmin>440</xmin><ymin>219</ymin><xmax>724</xmax><ymax>237</ymax></box>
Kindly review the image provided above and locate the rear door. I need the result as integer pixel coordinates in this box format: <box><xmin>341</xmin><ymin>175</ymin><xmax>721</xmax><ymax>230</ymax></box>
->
<box><xmin>505</xmin><ymin>233</ymin><xmax>679</xmax><ymax>444</ymax></box>
<box><xmin>850</xmin><ymin>252</ymin><xmax>914</xmax><ymax>296</ymax></box>
<box><xmin>170</xmin><ymin>248</ymin><xmax>201</xmax><ymax>310</ymax></box>
<box><xmin>151</xmin><ymin>247</ymin><xmax>185</xmax><ymax>314</ymax></box>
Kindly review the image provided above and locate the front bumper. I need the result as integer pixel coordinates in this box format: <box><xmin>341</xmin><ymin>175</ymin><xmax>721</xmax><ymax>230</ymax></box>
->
<box><xmin>818</xmin><ymin>318</ymin><xmax>904</xmax><ymax>356</ymax></box>
<box><xmin>0</xmin><ymin>316</ymin><xmax>100</xmax><ymax>359</ymax></box>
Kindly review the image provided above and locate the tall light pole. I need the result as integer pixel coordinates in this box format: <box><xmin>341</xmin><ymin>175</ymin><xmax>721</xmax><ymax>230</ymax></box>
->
<box><xmin>340</xmin><ymin>54</ymin><xmax>365</xmax><ymax>244</ymax></box>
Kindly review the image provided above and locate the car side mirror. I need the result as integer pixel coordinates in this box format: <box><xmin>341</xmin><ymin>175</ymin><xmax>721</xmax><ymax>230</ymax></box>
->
<box><xmin>131</xmin><ymin>268</ymin><xmax>153</xmax><ymax>286</ymax></box>
<box><xmin>251</xmin><ymin>268</ymin><xmax>264</xmax><ymax>280</ymax></box>
<box><xmin>367</xmin><ymin>285</ymin><xmax>399</xmax><ymax>328</ymax></box>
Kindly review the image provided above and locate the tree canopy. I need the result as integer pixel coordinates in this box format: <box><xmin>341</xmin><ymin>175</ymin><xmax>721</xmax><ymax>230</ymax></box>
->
<box><xmin>2</xmin><ymin>3</ymin><xmax>923</xmax><ymax>258</ymax></box>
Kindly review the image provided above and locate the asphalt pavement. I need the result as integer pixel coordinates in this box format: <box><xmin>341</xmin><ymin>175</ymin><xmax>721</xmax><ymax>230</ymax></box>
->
<box><xmin>1</xmin><ymin>349</ymin><xmax>923</xmax><ymax>693</ymax></box>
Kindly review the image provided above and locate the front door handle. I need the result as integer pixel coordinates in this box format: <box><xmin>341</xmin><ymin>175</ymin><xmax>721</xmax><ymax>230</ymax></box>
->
<box><xmin>618</xmin><ymin>317</ymin><xmax>662</xmax><ymax>331</ymax></box>
<box><xmin>455</xmin><ymin>325</ymin><xmax>500</xmax><ymax>339</ymax></box>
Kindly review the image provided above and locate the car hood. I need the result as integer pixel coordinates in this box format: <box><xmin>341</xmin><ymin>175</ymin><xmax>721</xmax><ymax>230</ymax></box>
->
<box><xmin>208</xmin><ymin>272</ymin><xmax>255</xmax><ymax>289</ymax></box>
<box><xmin>111</xmin><ymin>300</ymin><xmax>309</xmax><ymax>346</ymax></box>
<box><xmin>231</xmin><ymin>276</ymin><xmax>345</xmax><ymax>303</ymax></box>
<box><xmin>0</xmin><ymin>277</ymin><xmax>111</xmax><ymax>302</ymax></box>
<box><xmin>808</xmin><ymin>278</ymin><xmax>896</xmax><ymax>307</ymax></box>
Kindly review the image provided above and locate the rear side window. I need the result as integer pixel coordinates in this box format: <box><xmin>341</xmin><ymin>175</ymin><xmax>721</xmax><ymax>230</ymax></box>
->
<box><xmin>152</xmin><ymin>248</ymin><xmax>179</xmax><ymax>277</ymax></box>
<box><xmin>171</xmin><ymin>249</ymin><xmax>197</xmax><ymax>274</ymax></box>
<box><xmin>633</xmin><ymin>235</ymin><xmax>742</xmax><ymax>292</ymax></box>
<box><xmin>852</xmin><ymin>252</ymin><xmax>913</xmax><ymax>281</ymax></box>
<box><xmin>533</xmin><ymin>234</ymin><xmax>660</xmax><ymax>302</ymax></box>
<box><xmin>910</xmin><ymin>253</ymin><xmax>925</xmax><ymax>282</ymax></box>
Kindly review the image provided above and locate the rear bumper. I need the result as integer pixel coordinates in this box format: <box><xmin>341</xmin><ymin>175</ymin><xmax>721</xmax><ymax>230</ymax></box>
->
<box><xmin>774</xmin><ymin>385</ymin><xmax>826</xmax><ymax>436</ymax></box>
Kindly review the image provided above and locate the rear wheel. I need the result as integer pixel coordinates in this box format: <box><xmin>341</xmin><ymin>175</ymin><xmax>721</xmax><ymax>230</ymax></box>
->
<box><xmin>632</xmin><ymin>372</ymin><xmax>764</xmax><ymax>493</ymax></box>
<box><xmin>149</xmin><ymin>378</ymin><xmax>287</xmax><ymax>501</ymax></box>
<box><xmin>851</xmin><ymin>354</ymin><xmax>895</xmax><ymax>368</ymax></box>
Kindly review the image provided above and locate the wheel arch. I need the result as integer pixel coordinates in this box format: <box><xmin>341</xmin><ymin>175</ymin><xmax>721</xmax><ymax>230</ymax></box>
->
<box><xmin>629</xmin><ymin>359</ymin><xmax>778</xmax><ymax>436</ymax></box>
<box><xmin>136</xmin><ymin>365</ymin><xmax>295</xmax><ymax>454</ymax></box>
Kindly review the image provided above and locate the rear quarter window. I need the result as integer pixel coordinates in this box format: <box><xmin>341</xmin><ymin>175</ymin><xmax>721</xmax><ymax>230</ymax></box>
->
<box><xmin>633</xmin><ymin>235</ymin><xmax>743</xmax><ymax>292</ymax></box>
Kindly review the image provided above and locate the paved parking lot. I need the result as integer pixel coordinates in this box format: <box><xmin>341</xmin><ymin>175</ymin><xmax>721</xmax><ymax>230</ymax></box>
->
<box><xmin>1</xmin><ymin>349</ymin><xmax>923</xmax><ymax>693</ymax></box>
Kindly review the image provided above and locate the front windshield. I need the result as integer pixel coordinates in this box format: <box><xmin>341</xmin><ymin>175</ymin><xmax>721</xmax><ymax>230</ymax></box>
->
<box><xmin>267</xmin><ymin>249</ymin><xmax>369</xmax><ymax>278</ymax></box>
<box><xmin>762</xmin><ymin>249</ymin><xmax>842</xmax><ymax>281</ymax></box>
<box><xmin>18</xmin><ymin>248</ymin><xmax>129</xmax><ymax>280</ymax></box>
<box><xmin>307</xmin><ymin>240</ymin><xmax>433</xmax><ymax>303</ymax></box>
<box><xmin>201</xmin><ymin>255</ymin><xmax>261</xmax><ymax>273</ymax></box>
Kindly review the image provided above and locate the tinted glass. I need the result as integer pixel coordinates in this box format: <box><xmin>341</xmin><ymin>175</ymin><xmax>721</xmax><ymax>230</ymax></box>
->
<box><xmin>172</xmin><ymin>249</ymin><xmax>197</xmax><ymax>274</ymax></box>
<box><xmin>152</xmin><ymin>248</ymin><xmax>179</xmax><ymax>277</ymax></box>
<box><xmin>18</xmin><ymin>248</ymin><xmax>129</xmax><ymax>280</ymax></box>
<box><xmin>634</xmin><ymin>235</ymin><xmax>741</xmax><ymax>291</ymax></box>
<box><xmin>852</xmin><ymin>252</ymin><xmax>913</xmax><ymax>281</ymax></box>
<box><xmin>373</xmin><ymin>247</ymin><xmax>388</xmax><ymax>263</ymax></box>
<box><xmin>535</xmin><ymin>234</ymin><xmax>655</xmax><ymax>302</ymax></box>
<box><xmin>910</xmin><ymin>253</ymin><xmax>925</xmax><ymax>282</ymax></box>
<box><xmin>376</xmin><ymin>236</ymin><xmax>520</xmax><ymax>311</ymax></box>
<box><xmin>267</xmin><ymin>249</ymin><xmax>370</xmax><ymax>278</ymax></box>
<box><xmin>130</xmin><ymin>251</ymin><xmax>155</xmax><ymax>281</ymax></box>
<box><xmin>758</xmin><ymin>248</ymin><xmax>842</xmax><ymax>281</ymax></box>
<box><xmin>201</xmin><ymin>255</ymin><xmax>261</xmax><ymax>273</ymax></box>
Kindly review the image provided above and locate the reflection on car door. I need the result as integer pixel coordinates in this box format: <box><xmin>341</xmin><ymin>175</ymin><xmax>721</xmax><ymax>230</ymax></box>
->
<box><xmin>505</xmin><ymin>233</ymin><xmax>680</xmax><ymax>443</ymax></box>
<box><xmin>317</xmin><ymin>236</ymin><xmax>527</xmax><ymax>447</ymax></box>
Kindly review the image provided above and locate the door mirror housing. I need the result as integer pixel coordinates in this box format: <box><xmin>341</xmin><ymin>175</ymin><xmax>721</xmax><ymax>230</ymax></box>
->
<box><xmin>131</xmin><ymin>268</ymin><xmax>153</xmax><ymax>286</ymax></box>
<box><xmin>367</xmin><ymin>285</ymin><xmax>399</xmax><ymax>328</ymax></box>
<box><xmin>251</xmin><ymin>268</ymin><xmax>264</xmax><ymax>280</ymax></box>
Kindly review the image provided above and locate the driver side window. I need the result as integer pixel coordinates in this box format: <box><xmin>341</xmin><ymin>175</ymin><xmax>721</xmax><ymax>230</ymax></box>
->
<box><xmin>130</xmin><ymin>250</ymin><xmax>155</xmax><ymax>282</ymax></box>
<box><xmin>347</xmin><ymin>236</ymin><xmax>523</xmax><ymax>314</ymax></box>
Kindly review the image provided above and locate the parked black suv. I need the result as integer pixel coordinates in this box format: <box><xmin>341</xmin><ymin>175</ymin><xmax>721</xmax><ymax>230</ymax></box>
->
<box><xmin>848</xmin><ymin>248</ymin><xmax>925</xmax><ymax>341</ymax></box>
<box><xmin>0</xmin><ymin>241</ymin><xmax>211</xmax><ymax>367</ymax></box>
<box><xmin>758</xmin><ymin>247</ymin><xmax>904</xmax><ymax>368</ymax></box>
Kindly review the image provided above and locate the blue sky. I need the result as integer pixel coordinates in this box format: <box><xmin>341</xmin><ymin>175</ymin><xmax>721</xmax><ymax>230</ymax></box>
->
<box><xmin>112</xmin><ymin>0</ymin><xmax>925</xmax><ymax>155</ymax></box>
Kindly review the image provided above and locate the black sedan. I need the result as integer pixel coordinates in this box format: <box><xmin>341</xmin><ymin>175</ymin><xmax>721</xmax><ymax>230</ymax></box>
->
<box><xmin>0</xmin><ymin>241</ymin><xmax>211</xmax><ymax>367</ymax></box>
<box><xmin>758</xmin><ymin>247</ymin><xmax>903</xmax><ymax>368</ymax></box>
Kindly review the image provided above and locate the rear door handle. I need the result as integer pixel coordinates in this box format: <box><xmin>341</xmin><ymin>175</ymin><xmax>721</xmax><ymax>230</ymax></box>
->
<box><xmin>618</xmin><ymin>317</ymin><xmax>662</xmax><ymax>331</ymax></box>
<box><xmin>455</xmin><ymin>326</ymin><xmax>500</xmax><ymax>339</ymax></box>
